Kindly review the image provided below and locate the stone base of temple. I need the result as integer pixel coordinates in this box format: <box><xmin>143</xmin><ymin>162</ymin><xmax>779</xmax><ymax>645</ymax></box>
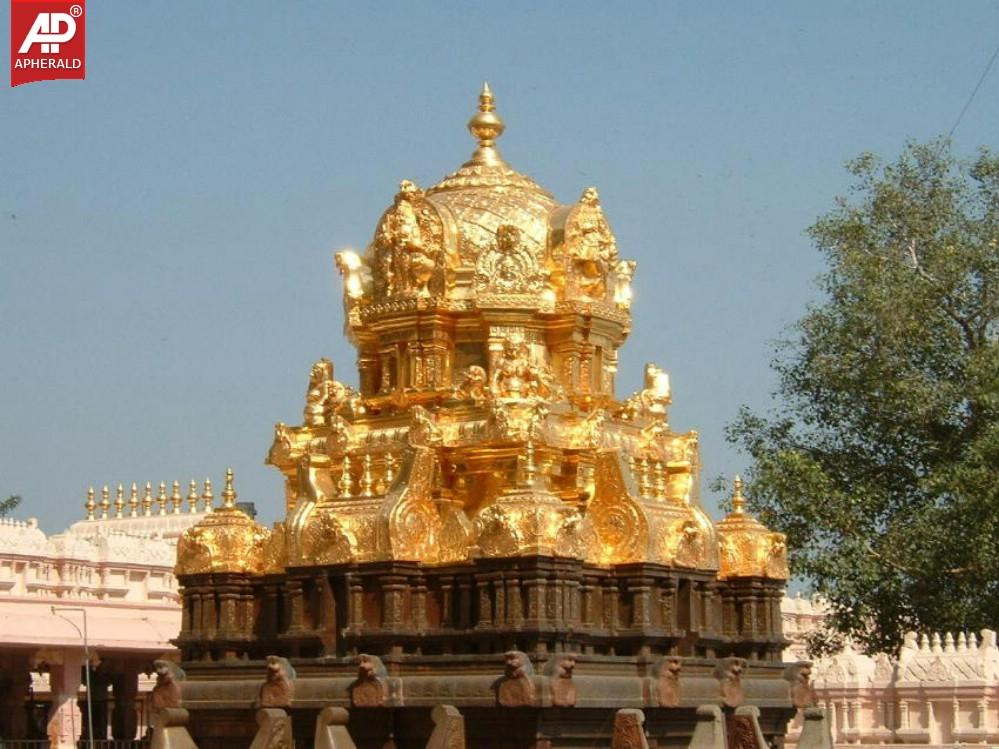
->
<box><xmin>174</xmin><ymin>656</ymin><xmax>794</xmax><ymax>749</ymax></box>
<box><xmin>175</xmin><ymin>561</ymin><xmax>786</xmax><ymax>664</ymax></box>
<box><xmin>179</xmin><ymin>705</ymin><xmax>795</xmax><ymax>749</ymax></box>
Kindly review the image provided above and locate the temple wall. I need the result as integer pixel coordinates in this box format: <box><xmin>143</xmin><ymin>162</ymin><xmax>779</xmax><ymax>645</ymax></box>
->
<box><xmin>782</xmin><ymin>595</ymin><xmax>999</xmax><ymax>748</ymax></box>
<box><xmin>0</xmin><ymin>517</ymin><xmax>182</xmax><ymax>602</ymax></box>
<box><xmin>0</xmin><ymin>512</ymin><xmax>189</xmax><ymax>746</ymax></box>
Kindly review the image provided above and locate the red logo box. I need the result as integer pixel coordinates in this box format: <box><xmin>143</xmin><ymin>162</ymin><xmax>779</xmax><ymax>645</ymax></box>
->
<box><xmin>10</xmin><ymin>0</ymin><xmax>85</xmax><ymax>87</ymax></box>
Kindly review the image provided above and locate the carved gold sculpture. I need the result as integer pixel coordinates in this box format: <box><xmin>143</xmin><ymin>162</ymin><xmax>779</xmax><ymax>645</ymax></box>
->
<box><xmin>175</xmin><ymin>85</ymin><xmax>786</xmax><ymax>584</ymax></box>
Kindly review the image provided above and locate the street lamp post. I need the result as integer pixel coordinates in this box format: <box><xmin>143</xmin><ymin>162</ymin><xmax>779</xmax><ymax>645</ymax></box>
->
<box><xmin>51</xmin><ymin>606</ymin><xmax>95</xmax><ymax>749</ymax></box>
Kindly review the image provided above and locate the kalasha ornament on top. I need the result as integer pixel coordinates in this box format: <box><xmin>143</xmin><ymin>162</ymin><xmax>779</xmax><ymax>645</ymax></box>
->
<box><xmin>175</xmin><ymin>84</ymin><xmax>787</xmax><ymax>580</ymax></box>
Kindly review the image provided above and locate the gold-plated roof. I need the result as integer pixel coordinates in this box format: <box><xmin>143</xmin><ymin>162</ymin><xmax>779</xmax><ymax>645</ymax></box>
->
<box><xmin>427</xmin><ymin>83</ymin><xmax>555</xmax><ymax>267</ymax></box>
<box><xmin>174</xmin><ymin>86</ymin><xmax>789</xmax><ymax>583</ymax></box>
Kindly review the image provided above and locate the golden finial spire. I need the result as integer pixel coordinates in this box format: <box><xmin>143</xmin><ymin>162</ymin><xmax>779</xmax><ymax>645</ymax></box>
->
<box><xmin>467</xmin><ymin>82</ymin><xmax>506</xmax><ymax>167</ymax></box>
<box><xmin>221</xmin><ymin>468</ymin><xmax>236</xmax><ymax>509</ymax></box>
<box><xmin>187</xmin><ymin>479</ymin><xmax>199</xmax><ymax>513</ymax></box>
<box><xmin>157</xmin><ymin>482</ymin><xmax>167</xmax><ymax>515</ymax></box>
<box><xmin>171</xmin><ymin>480</ymin><xmax>182</xmax><ymax>514</ymax></box>
<box><xmin>384</xmin><ymin>452</ymin><xmax>397</xmax><ymax>488</ymax></box>
<box><xmin>114</xmin><ymin>483</ymin><xmax>125</xmax><ymax>518</ymax></box>
<box><xmin>361</xmin><ymin>454</ymin><xmax>374</xmax><ymax>497</ymax></box>
<box><xmin>128</xmin><ymin>482</ymin><xmax>139</xmax><ymax>517</ymax></box>
<box><xmin>339</xmin><ymin>456</ymin><xmax>353</xmax><ymax>497</ymax></box>
<box><xmin>100</xmin><ymin>485</ymin><xmax>110</xmax><ymax>519</ymax></box>
<box><xmin>85</xmin><ymin>487</ymin><xmax>96</xmax><ymax>520</ymax></box>
<box><xmin>731</xmin><ymin>475</ymin><xmax>746</xmax><ymax>515</ymax></box>
<box><xmin>142</xmin><ymin>482</ymin><xmax>153</xmax><ymax>516</ymax></box>
<box><xmin>202</xmin><ymin>477</ymin><xmax>214</xmax><ymax>511</ymax></box>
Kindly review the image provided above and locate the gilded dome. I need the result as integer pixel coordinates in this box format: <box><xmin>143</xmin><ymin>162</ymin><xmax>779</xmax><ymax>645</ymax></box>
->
<box><xmin>356</xmin><ymin>84</ymin><xmax>563</xmax><ymax>303</ymax></box>
<box><xmin>425</xmin><ymin>83</ymin><xmax>556</xmax><ymax>263</ymax></box>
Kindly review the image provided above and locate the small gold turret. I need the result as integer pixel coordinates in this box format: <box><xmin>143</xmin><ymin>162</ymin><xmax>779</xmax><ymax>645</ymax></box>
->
<box><xmin>142</xmin><ymin>482</ymin><xmax>153</xmax><ymax>516</ymax></box>
<box><xmin>157</xmin><ymin>482</ymin><xmax>167</xmax><ymax>515</ymax></box>
<box><xmin>99</xmin><ymin>485</ymin><xmax>110</xmax><ymax>519</ymax></box>
<box><xmin>715</xmin><ymin>476</ymin><xmax>789</xmax><ymax>580</ymax></box>
<box><xmin>114</xmin><ymin>484</ymin><xmax>125</xmax><ymax>519</ymax></box>
<box><xmin>384</xmin><ymin>453</ymin><xmax>397</xmax><ymax>487</ymax></box>
<box><xmin>175</xmin><ymin>468</ymin><xmax>270</xmax><ymax>576</ymax></box>
<box><xmin>361</xmin><ymin>454</ymin><xmax>374</xmax><ymax>497</ymax></box>
<box><xmin>85</xmin><ymin>487</ymin><xmax>96</xmax><ymax>521</ymax></box>
<box><xmin>128</xmin><ymin>482</ymin><xmax>139</xmax><ymax>517</ymax></box>
<box><xmin>466</xmin><ymin>82</ymin><xmax>506</xmax><ymax>167</ymax></box>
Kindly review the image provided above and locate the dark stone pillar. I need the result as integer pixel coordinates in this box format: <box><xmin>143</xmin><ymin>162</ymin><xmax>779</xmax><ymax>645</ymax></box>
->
<box><xmin>0</xmin><ymin>652</ymin><xmax>32</xmax><ymax>739</ymax></box>
<box><xmin>111</xmin><ymin>667</ymin><xmax>139</xmax><ymax>740</ymax></box>
<box><xmin>88</xmin><ymin>668</ymin><xmax>112</xmax><ymax>741</ymax></box>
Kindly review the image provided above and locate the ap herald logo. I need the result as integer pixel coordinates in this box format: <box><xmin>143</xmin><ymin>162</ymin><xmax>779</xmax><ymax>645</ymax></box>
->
<box><xmin>10</xmin><ymin>0</ymin><xmax>85</xmax><ymax>87</ymax></box>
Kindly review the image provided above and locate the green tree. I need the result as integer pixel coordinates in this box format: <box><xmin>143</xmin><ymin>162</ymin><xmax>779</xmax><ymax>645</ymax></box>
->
<box><xmin>0</xmin><ymin>494</ymin><xmax>21</xmax><ymax>517</ymax></box>
<box><xmin>728</xmin><ymin>140</ymin><xmax>999</xmax><ymax>655</ymax></box>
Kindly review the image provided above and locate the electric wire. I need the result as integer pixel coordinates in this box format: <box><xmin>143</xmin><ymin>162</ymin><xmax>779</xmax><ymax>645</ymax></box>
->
<box><xmin>948</xmin><ymin>41</ymin><xmax>999</xmax><ymax>138</ymax></box>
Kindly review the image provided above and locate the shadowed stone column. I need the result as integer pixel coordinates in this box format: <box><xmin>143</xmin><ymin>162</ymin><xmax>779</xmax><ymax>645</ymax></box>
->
<box><xmin>0</xmin><ymin>652</ymin><xmax>32</xmax><ymax>739</ymax></box>
<box><xmin>89</xmin><ymin>668</ymin><xmax>112</xmax><ymax>740</ymax></box>
<box><xmin>112</xmin><ymin>666</ymin><xmax>140</xmax><ymax>739</ymax></box>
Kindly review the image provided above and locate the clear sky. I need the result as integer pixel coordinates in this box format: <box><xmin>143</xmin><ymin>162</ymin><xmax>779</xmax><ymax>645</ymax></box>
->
<box><xmin>2</xmin><ymin>1</ymin><xmax>997</xmax><ymax>533</ymax></box>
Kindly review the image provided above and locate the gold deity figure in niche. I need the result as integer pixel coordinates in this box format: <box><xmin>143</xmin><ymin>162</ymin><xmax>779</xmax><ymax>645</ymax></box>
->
<box><xmin>490</xmin><ymin>337</ymin><xmax>557</xmax><ymax>401</ymax></box>
<box><xmin>474</xmin><ymin>223</ymin><xmax>546</xmax><ymax>296</ymax></box>
<box><xmin>375</xmin><ymin>179</ymin><xmax>438</xmax><ymax>297</ymax></box>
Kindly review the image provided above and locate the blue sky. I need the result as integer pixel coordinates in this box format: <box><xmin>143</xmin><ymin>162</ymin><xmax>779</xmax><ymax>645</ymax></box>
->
<box><xmin>2</xmin><ymin>1</ymin><xmax>997</xmax><ymax>533</ymax></box>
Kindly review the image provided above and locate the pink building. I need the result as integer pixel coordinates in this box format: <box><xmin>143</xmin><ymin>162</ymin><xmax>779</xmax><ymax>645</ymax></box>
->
<box><xmin>783</xmin><ymin>595</ymin><xmax>999</xmax><ymax>748</ymax></box>
<box><xmin>0</xmin><ymin>481</ymin><xmax>212</xmax><ymax>748</ymax></box>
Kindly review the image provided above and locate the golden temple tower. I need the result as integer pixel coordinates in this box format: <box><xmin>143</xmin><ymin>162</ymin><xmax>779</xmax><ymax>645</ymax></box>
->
<box><xmin>174</xmin><ymin>86</ymin><xmax>791</xmax><ymax>749</ymax></box>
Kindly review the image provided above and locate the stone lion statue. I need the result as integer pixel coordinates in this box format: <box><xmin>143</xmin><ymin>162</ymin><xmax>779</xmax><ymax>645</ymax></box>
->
<box><xmin>714</xmin><ymin>657</ymin><xmax>747</xmax><ymax>708</ymax></box>
<box><xmin>150</xmin><ymin>660</ymin><xmax>184</xmax><ymax>711</ymax></box>
<box><xmin>784</xmin><ymin>661</ymin><xmax>816</xmax><ymax>709</ymax></box>
<box><xmin>257</xmin><ymin>655</ymin><xmax>295</xmax><ymax>708</ymax></box>
<box><xmin>351</xmin><ymin>653</ymin><xmax>389</xmax><ymax>707</ymax></box>
<box><xmin>548</xmin><ymin>655</ymin><xmax>577</xmax><ymax>707</ymax></box>
<box><xmin>656</xmin><ymin>656</ymin><xmax>682</xmax><ymax>707</ymax></box>
<box><xmin>497</xmin><ymin>650</ymin><xmax>535</xmax><ymax>707</ymax></box>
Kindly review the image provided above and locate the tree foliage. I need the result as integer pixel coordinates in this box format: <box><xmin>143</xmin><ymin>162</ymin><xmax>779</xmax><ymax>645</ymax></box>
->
<box><xmin>728</xmin><ymin>140</ymin><xmax>999</xmax><ymax>654</ymax></box>
<box><xmin>0</xmin><ymin>494</ymin><xmax>21</xmax><ymax>518</ymax></box>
